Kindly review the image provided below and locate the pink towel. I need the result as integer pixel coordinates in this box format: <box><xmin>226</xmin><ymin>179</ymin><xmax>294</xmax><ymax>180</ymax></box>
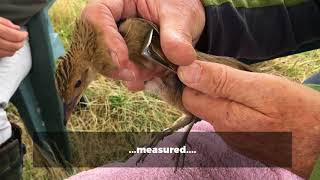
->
<box><xmin>69</xmin><ymin>121</ymin><xmax>303</xmax><ymax>180</ymax></box>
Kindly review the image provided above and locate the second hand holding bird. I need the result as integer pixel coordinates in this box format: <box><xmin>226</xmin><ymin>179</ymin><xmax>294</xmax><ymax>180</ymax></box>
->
<box><xmin>119</xmin><ymin>18</ymin><xmax>254</xmax><ymax>169</ymax></box>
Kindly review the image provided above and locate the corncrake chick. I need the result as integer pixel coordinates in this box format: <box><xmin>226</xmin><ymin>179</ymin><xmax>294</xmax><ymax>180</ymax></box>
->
<box><xmin>55</xmin><ymin>18</ymin><xmax>254</xmax><ymax>170</ymax></box>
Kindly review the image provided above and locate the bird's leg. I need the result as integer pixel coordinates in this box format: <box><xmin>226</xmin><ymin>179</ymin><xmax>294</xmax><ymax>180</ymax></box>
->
<box><xmin>136</xmin><ymin>114</ymin><xmax>197</xmax><ymax>165</ymax></box>
<box><xmin>173</xmin><ymin>116</ymin><xmax>200</xmax><ymax>172</ymax></box>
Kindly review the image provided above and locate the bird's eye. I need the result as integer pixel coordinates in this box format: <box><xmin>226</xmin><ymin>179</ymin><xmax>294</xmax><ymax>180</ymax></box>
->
<box><xmin>75</xmin><ymin>80</ymin><xmax>82</xmax><ymax>88</ymax></box>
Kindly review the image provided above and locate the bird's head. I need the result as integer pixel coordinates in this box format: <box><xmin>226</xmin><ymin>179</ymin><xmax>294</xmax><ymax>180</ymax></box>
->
<box><xmin>55</xmin><ymin>54</ymin><xmax>97</xmax><ymax>124</ymax></box>
<box><xmin>55</xmin><ymin>18</ymin><xmax>165</xmax><ymax>124</ymax></box>
<box><xmin>55</xmin><ymin>19</ymin><xmax>101</xmax><ymax>124</ymax></box>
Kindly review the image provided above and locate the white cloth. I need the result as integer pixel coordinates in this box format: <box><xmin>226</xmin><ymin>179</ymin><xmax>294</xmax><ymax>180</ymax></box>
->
<box><xmin>0</xmin><ymin>27</ymin><xmax>32</xmax><ymax>145</ymax></box>
<box><xmin>0</xmin><ymin>108</ymin><xmax>11</xmax><ymax>145</ymax></box>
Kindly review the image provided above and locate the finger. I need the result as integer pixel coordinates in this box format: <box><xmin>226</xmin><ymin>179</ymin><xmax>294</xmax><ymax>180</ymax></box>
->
<box><xmin>0</xmin><ymin>17</ymin><xmax>20</xmax><ymax>30</ymax></box>
<box><xmin>110</xmin><ymin>61</ymin><xmax>164</xmax><ymax>81</ymax></box>
<box><xmin>0</xmin><ymin>49</ymin><xmax>15</xmax><ymax>58</ymax></box>
<box><xmin>182</xmin><ymin>87</ymin><xmax>231</xmax><ymax>121</ymax></box>
<box><xmin>0</xmin><ymin>38</ymin><xmax>24</xmax><ymax>52</ymax></box>
<box><xmin>103</xmin><ymin>28</ymin><xmax>131</xmax><ymax>69</ymax></box>
<box><xmin>182</xmin><ymin>87</ymin><xmax>265</xmax><ymax>131</ymax></box>
<box><xmin>126</xmin><ymin>62</ymin><xmax>165</xmax><ymax>81</ymax></box>
<box><xmin>110</xmin><ymin>69</ymin><xmax>136</xmax><ymax>81</ymax></box>
<box><xmin>124</xmin><ymin>81</ymin><xmax>145</xmax><ymax>92</ymax></box>
<box><xmin>159</xmin><ymin>1</ymin><xmax>204</xmax><ymax>65</ymax></box>
<box><xmin>82</xmin><ymin>0</ymin><xmax>136</xmax><ymax>69</ymax></box>
<box><xmin>0</xmin><ymin>24</ymin><xmax>27</xmax><ymax>42</ymax></box>
<box><xmin>159</xmin><ymin>16</ymin><xmax>196</xmax><ymax>66</ymax></box>
<box><xmin>177</xmin><ymin>61</ymin><xmax>264</xmax><ymax>103</ymax></box>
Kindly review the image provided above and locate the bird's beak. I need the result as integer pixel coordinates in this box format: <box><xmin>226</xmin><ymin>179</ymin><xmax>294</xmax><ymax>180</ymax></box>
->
<box><xmin>63</xmin><ymin>95</ymin><xmax>80</xmax><ymax>125</ymax></box>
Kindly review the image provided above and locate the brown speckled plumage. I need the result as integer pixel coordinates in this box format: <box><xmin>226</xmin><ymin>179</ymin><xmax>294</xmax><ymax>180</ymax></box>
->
<box><xmin>55</xmin><ymin>19</ymin><xmax>117</xmax><ymax>120</ymax></box>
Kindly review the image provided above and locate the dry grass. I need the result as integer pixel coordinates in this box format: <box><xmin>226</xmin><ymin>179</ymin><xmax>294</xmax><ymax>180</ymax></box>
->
<box><xmin>254</xmin><ymin>50</ymin><xmax>320</xmax><ymax>82</ymax></box>
<box><xmin>49</xmin><ymin>0</ymin><xmax>88</xmax><ymax>48</ymax></box>
<box><xmin>5</xmin><ymin>0</ymin><xmax>320</xmax><ymax>179</ymax></box>
<box><xmin>68</xmin><ymin>79</ymin><xmax>180</xmax><ymax>132</ymax></box>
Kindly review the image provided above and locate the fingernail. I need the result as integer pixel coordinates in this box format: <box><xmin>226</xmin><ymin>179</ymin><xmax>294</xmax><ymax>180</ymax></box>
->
<box><xmin>118</xmin><ymin>69</ymin><xmax>136</xmax><ymax>81</ymax></box>
<box><xmin>178</xmin><ymin>62</ymin><xmax>202</xmax><ymax>83</ymax></box>
<box><xmin>22</xmin><ymin>31</ymin><xmax>28</xmax><ymax>37</ymax></box>
<box><xmin>110</xmin><ymin>51</ymin><xmax>120</xmax><ymax>68</ymax></box>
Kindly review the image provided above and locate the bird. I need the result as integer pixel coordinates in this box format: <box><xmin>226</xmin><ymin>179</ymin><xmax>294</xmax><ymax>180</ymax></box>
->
<box><xmin>55</xmin><ymin>17</ymin><xmax>254</xmax><ymax>170</ymax></box>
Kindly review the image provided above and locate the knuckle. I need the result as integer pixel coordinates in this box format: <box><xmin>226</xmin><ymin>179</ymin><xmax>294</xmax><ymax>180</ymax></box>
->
<box><xmin>174</xmin><ymin>0</ymin><xmax>205</xmax><ymax>41</ymax></box>
<box><xmin>162</xmin><ymin>24</ymin><xmax>193</xmax><ymax>43</ymax></box>
<box><xmin>0</xmin><ymin>39</ymin><xmax>22</xmax><ymax>51</ymax></box>
<box><xmin>175</xmin><ymin>0</ymin><xmax>202</xmax><ymax>19</ymax></box>
<box><xmin>82</xmin><ymin>5</ymin><xmax>101</xmax><ymax>23</ymax></box>
<box><xmin>10</xmin><ymin>33</ymin><xmax>23</xmax><ymax>42</ymax></box>
<box><xmin>160</xmin><ymin>31</ymin><xmax>195</xmax><ymax>65</ymax></box>
<box><xmin>84</xmin><ymin>1</ymin><xmax>117</xmax><ymax>23</ymax></box>
<box><xmin>12</xmin><ymin>42</ymin><xmax>23</xmax><ymax>51</ymax></box>
<box><xmin>182</xmin><ymin>88</ymin><xmax>193</xmax><ymax>109</ymax></box>
<box><xmin>1</xmin><ymin>25</ymin><xmax>9</xmax><ymax>34</ymax></box>
<box><xmin>209</xmin><ymin>65</ymin><xmax>229</xmax><ymax>96</ymax></box>
<box><xmin>83</xmin><ymin>2</ymin><xmax>99</xmax><ymax>13</ymax></box>
<box><xmin>0</xmin><ymin>17</ymin><xmax>10</xmax><ymax>25</ymax></box>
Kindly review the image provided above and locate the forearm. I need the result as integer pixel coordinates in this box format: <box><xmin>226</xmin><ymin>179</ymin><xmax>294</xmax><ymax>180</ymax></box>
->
<box><xmin>196</xmin><ymin>0</ymin><xmax>320</xmax><ymax>64</ymax></box>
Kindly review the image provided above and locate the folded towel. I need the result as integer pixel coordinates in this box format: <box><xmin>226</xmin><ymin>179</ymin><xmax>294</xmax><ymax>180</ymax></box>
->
<box><xmin>68</xmin><ymin>121</ymin><xmax>303</xmax><ymax>180</ymax></box>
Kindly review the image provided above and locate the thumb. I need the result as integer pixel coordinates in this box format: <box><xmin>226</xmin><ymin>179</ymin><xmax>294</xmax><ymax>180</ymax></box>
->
<box><xmin>177</xmin><ymin>61</ymin><xmax>262</xmax><ymax>103</ymax></box>
<box><xmin>159</xmin><ymin>2</ymin><xmax>202</xmax><ymax>66</ymax></box>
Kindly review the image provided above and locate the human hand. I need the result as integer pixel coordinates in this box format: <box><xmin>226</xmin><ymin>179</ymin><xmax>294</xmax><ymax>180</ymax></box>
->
<box><xmin>178</xmin><ymin>60</ymin><xmax>320</xmax><ymax>178</ymax></box>
<box><xmin>0</xmin><ymin>17</ymin><xmax>28</xmax><ymax>58</ymax></box>
<box><xmin>82</xmin><ymin>0</ymin><xmax>205</xmax><ymax>91</ymax></box>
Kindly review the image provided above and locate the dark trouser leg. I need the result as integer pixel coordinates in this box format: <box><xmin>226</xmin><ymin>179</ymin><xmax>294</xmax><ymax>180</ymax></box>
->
<box><xmin>0</xmin><ymin>123</ymin><xmax>25</xmax><ymax>180</ymax></box>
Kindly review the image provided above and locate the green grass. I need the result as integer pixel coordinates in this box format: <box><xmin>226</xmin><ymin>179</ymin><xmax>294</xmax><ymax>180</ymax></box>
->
<box><xmin>5</xmin><ymin>0</ymin><xmax>320</xmax><ymax>179</ymax></box>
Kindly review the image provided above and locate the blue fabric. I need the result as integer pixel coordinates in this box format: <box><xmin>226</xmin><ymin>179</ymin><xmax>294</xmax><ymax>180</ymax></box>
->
<box><xmin>48</xmin><ymin>19</ymin><xmax>65</xmax><ymax>60</ymax></box>
<box><xmin>303</xmin><ymin>72</ymin><xmax>320</xmax><ymax>84</ymax></box>
<box><xmin>46</xmin><ymin>0</ymin><xmax>65</xmax><ymax>60</ymax></box>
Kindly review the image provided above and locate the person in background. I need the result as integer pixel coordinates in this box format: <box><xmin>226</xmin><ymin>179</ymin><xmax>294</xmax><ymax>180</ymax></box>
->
<box><xmin>81</xmin><ymin>0</ymin><xmax>320</xmax><ymax>178</ymax></box>
<box><xmin>0</xmin><ymin>1</ymin><xmax>48</xmax><ymax>179</ymax></box>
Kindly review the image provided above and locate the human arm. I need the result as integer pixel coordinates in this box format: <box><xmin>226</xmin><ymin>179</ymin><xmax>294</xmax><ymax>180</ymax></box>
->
<box><xmin>196</xmin><ymin>0</ymin><xmax>320</xmax><ymax>64</ymax></box>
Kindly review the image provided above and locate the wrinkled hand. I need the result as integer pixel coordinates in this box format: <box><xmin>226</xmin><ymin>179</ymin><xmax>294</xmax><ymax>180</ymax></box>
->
<box><xmin>178</xmin><ymin>60</ymin><xmax>320</xmax><ymax>178</ymax></box>
<box><xmin>82</xmin><ymin>0</ymin><xmax>205</xmax><ymax>91</ymax></box>
<box><xmin>0</xmin><ymin>17</ymin><xmax>28</xmax><ymax>58</ymax></box>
